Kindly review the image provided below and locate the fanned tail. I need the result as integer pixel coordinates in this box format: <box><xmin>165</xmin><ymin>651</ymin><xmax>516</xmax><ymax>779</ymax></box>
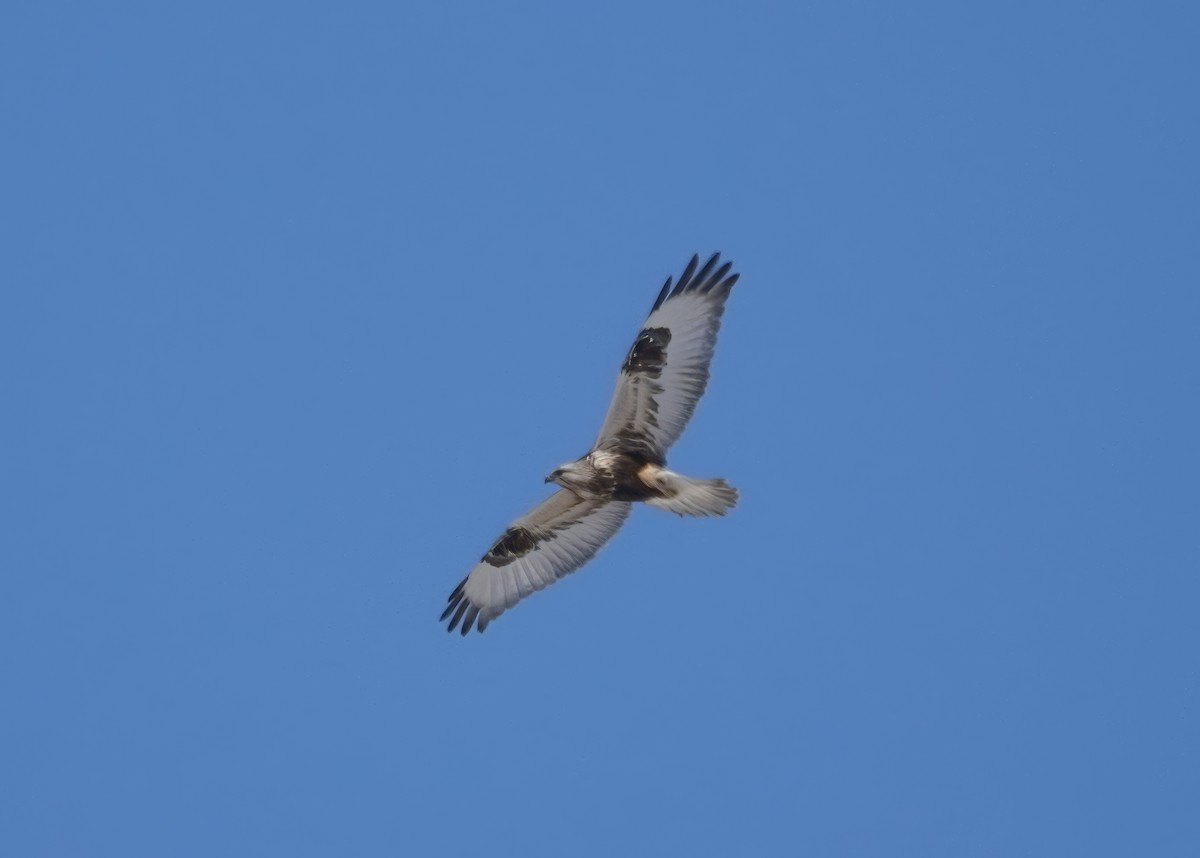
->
<box><xmin>644</xmin><ymin>471</ymin><xmax>738</xmax><ymax>517</ymax></box>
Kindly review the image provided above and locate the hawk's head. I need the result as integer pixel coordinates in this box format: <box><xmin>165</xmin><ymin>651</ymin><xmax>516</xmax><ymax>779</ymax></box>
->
<box><xmin>545</xmin><ymin>458</ymin><xmax>603</xmax><ymax>497</ymax></box>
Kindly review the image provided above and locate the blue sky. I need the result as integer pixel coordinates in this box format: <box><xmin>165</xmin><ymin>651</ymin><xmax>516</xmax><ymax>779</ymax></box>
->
<box><xmin>3</xmin><ymin>2</ymin><xmax>1198</xmax><ymax>855</ymax></box>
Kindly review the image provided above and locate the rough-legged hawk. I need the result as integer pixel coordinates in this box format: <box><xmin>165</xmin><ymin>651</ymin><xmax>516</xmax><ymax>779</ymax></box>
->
<box><xmin>441</xmin><ymin>253</ymin><xmax>740</xmax><ymax>634</ymax></box>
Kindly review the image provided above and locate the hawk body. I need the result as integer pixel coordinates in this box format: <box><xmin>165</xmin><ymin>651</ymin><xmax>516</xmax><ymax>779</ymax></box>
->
<box><xmin>548</xmin><ymin>450</ymin><xmax>664</xmax><ymax>501</ymax></box>
<box><xmin>441</xmin><ymin>253</ymin><xmax>740</xmax><ymax>634</ymax></box>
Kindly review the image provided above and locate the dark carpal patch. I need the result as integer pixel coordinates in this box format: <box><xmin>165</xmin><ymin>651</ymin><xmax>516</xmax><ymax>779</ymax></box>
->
<box><xmin>483</xmin><ymin>526</ymin><xmax>542</xmax><ymax>566</ymax></box>
<box><xmin>621</xmin><ymin>327</ymin><xmax>671</xmax><ymax>377</ymax></box>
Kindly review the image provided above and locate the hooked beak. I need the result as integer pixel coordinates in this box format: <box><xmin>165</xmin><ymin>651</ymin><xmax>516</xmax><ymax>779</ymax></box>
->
<box><xmin>545</xmin><ymin>470</ymin><xmax>560</xmax><ymax>484</ymax></box>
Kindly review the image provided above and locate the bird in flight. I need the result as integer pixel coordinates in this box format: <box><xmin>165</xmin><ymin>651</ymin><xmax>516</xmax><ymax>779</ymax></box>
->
<box><xmin>441</xmin><ymin>253</ymin><xmax>740</xmax><ymax>634</ymax></box>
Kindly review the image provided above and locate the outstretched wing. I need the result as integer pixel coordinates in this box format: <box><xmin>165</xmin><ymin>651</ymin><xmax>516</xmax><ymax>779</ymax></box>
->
<box><xmin>593</xmin><ymin>253</ymin><xmax>739</xmax><ymax>462</ymax></box>
<box><xmin>441</xmin><ymin>490</ymin><xmax>631</xmax><ymax>635</ymax></box>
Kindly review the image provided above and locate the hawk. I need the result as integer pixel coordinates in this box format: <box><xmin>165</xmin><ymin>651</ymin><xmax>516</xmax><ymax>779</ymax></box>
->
<box><xmin>441</xmin><ymin>253</ymin><xmax>740</xmax><ymax>634</ymax></box>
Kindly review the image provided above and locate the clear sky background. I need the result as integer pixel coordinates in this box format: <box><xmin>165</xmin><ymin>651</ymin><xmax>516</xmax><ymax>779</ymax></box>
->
<box><xmin>3</xmin><ymin>2</ymin><xmax>1198</xmax><ymax>856</ymax></box>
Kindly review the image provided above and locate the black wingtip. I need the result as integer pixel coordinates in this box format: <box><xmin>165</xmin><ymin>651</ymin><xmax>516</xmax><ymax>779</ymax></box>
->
<box><xmin>651</xmin><ymin>275</ymin><xmax>673</xmax><ymax>312</ymax></box>
<box><xmin>669</xmin><ymin>252</ymin><xmax>735</xmax><ymax>296</ymax></box>
<box><xmin>671</xmin><ymin>254</ymin><xmax>701</xmax><ymax>297</ymax></box>
<box><xmin>704</xmin><ymin>260</ymin><xmax>733</xmax><ymax>291</ymax></box>
<box><xmin>447</xmin><ymin>599</ymin><xmax>469</xmax><ymax>633</ymax></box>
<box><xmin>440</xmin><ymin>577</ymin><xmax>468</xmax><ymax>628</ymax></box>
<box><xmin>688</xmin><ymin>253</ymin><xmax>720</xmax><ymax>292</ymax></box>
<box><xmin>461</xmin><ymin>605</ymin><xmax>480</xmax><ymax>636</ymax></box>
